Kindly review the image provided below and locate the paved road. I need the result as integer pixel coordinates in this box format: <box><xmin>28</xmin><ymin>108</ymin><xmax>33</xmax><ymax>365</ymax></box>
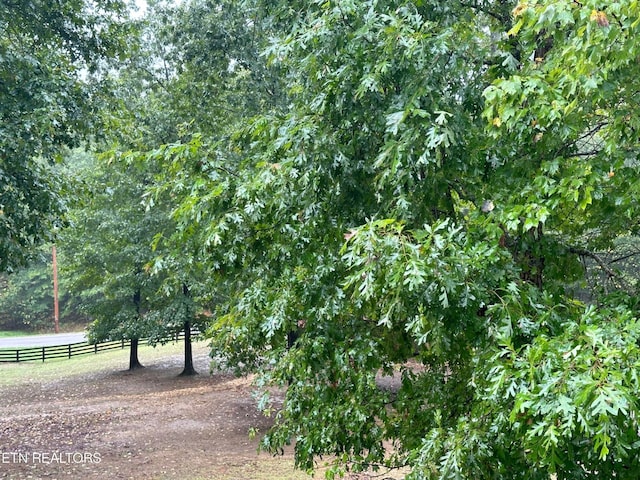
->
<box><xmin>0</xmin><ymin>332</ymin><xmax>87</xmax><ymax>348</ymax></box>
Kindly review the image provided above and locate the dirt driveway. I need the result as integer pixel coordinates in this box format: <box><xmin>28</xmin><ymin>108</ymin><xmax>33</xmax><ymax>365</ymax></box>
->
<box><xmin>0</xmin><ymin>344</ymin><xmax>306</xmax><ymax>480</ymax></box>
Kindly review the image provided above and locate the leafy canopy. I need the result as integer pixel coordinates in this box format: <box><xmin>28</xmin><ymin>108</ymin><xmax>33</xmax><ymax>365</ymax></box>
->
<box><xmin>0</xmin><ymin>0</ymin><xmax>129</xmax><ymax>271</ymax></box>
<box><xmin>12</xmin><ymin>0</ymin><xmax>639</xmax><ymax>478</ymax></box>
<box><xmin>147</xmin><ymin>1</ymin><xmax>640</xmax><ymax>478</ymax></box>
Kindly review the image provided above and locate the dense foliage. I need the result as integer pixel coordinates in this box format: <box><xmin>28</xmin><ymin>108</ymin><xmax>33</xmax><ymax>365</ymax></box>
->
<box><xmin>0</xmin><ymin>0</ymin><xmax>129</xmax><ymax>271</ymax></box>
<box><xmin>4</xmin><ymin>0</ymin><xmax>640</xmax><ymax>478</ymax></box>
<box><xmin>0</xmin><ymin>251</ymin><xmax>86</xmax><ymax>331</ymax></box>
<box><xmin>151</xmin><ymin>1</ymin><xmax>640</xmax><ymax>478</ymax></box>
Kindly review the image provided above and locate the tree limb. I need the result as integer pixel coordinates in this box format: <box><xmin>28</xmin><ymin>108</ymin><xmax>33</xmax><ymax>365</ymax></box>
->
<box><xmin>569</xmin><ymin>246</ymin><xmax>631</xmax><ymax>289</ymax></box>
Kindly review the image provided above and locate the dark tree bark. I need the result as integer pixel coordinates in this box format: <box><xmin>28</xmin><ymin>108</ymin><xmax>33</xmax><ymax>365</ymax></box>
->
<box><xmin>501</xmin><ymin>224</ymin><xmax>545</xmax><ymax>290</ymax></box>
<box><xmin>179</xmin><ymin>320</ymin><xmax>197</xmax><ymax>376</ymax></box>
<box><xmin>286</xmin><ymin>329</ymin><xmax>299</xmax><ymax>350</ymax></box>
<box><xmin>179</xmin><ymin>283</ymin><xmax>197</xmax><ymax>376</ymax></box>
<box><xmin>287</xmin><ymin>319</ymin><xmax>306</xmax><ymax>350</ymax></box>
<box><xmin>129</xmin><ymin>337</ymin><xmax>144</xmax><ymax>370</ymax></box>
<box><xmin>520</xmin><ymin>223</ymin><xmax>545</xmax><ymax>289</ymax></box>
<box><xmin>128</xmin><ymin>287</ymin><xmax>144</xmax><ymax>370</ymax></box>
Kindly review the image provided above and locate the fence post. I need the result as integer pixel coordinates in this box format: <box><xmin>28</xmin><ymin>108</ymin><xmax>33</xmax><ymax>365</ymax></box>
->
<box><xmin>42</xmin><ymin>347</ymin><xmax>45</xmax><ymax>362</ymax></box>
<box><xmin>68</xmin><ymin>344</ymin><xmax>71</xmax><ymax>359</ymax></box>
<box><xmin>16</xmin><ymin>350</ymin><xmax>19</xmax><ymax>362</ymax></box>
<box><xmin>94</xmin><ymin>343</ymin><xmax>98</xmax><ymax>354</ymax></box>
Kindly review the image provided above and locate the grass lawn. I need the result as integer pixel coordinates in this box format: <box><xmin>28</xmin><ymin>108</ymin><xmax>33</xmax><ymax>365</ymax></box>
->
<box><xmin>0</xmin><ymin>330</ymin><xmax>38</xmax><ymax>338</ymax></box>
<box><xmin>0</xmin><ymin>341</ymin><xmax>195</xmax><ymax>388</ymax></box>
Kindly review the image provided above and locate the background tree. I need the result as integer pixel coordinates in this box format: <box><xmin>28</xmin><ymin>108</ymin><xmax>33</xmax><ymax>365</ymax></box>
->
<box><xmin>121</xmin><ymin>0</ymin><xmax>288</xmax><ymax>373</ymax></box>
<box><xmin>61</xmin><ymin>147</ymin><xmax>208</xmax><ymax>373</ymax></box>
<box><xmin>0</xmin><ymin>0</ymin><xmax>129</xmax><ymax>271</ymax></box>
<box><xmin>62</xmin><ymin>152</ymin><xmax>164</xmax><ymax>370</ymax></box>
<box><xmin>0</xmin><ymin>245</ymin><xmax>90</xmax><ymax>332</ymax></box>
<box><xmin>76</xmin><ymin>0</ymin><xmax>230</xmax><ymax>373</ymax></box>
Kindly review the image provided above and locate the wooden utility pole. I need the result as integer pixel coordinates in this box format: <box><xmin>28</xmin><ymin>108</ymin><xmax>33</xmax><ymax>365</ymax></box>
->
<box><xmin>52</xmin><ymin>245</ymin><xmax>59</xmax><ymax>334</ymax></box>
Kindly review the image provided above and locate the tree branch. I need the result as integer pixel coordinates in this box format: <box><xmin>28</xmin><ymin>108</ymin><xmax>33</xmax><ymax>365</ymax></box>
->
<box><xmin>569</xmin><ymin>246</ymin><xmax>631</xmax><ymax>289</ymax></box>
<box><xmin>459</xmin><ymin>1</ymin><xmax>510</xmax><ymax>24</ymax></box>
<box><xmin>610</xmin><ymin>250</ymin><xmax>640</xmax><ymax>264</ymax></box>
<box><xmin>554</xmin><ymin>121</ymin><xmax>608</xmax><ymax>159</ymax></box>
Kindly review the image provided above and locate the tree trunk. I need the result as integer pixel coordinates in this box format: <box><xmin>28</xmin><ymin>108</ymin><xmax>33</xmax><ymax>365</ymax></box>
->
<box><xmin>179</xmin><ymin>283</ymin><xmax>197</xmax><ymax>376</ymax></box>
<box><xmin>179</xmin><ymin>320</ymin><xmax>197</xmax><ymax>376</ymax></box>
<box><xmin>128</xmin><ymin>286</ymin><xmax>144</xmax><ymax>370</ymax></box>
<box><xmin>520</xmin><ymin>223</ymin><xmax>545</xmax><ymax>289</ymax></box>
<box><xmin>129</xmin><ymin>337</ymin><xmax>144</xmax><ymax>370</ymax></box>
<box><xmin>287</xmin><ymin>329</ymin><xmax>299</xmax><ymax>350</ymax></box>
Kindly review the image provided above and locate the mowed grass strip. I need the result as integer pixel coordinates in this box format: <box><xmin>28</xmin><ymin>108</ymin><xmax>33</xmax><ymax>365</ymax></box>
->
<box><xmin>0</xmin><ymin>330</ymin><xmax>39</xmax><ymax>338</ymax></box>
<box><xmin>158</xmin><ymin>458</ymin><xmax>314</xmax><ymax>480</ymax></box>
<box><xmin>0</xmin><ymin>341</ymin><xmax>204</xmax><ymax>387</ymax></box>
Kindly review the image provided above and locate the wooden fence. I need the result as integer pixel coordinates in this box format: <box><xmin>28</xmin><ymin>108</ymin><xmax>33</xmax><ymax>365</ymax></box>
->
<box><xmin>0</xmin><ymin>332</ymin><xmax>193</xmax><ymax>363</ymax></box>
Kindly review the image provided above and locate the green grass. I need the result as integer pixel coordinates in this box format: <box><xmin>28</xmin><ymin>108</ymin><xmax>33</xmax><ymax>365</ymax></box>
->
<box><xmin>157</xmin><ymin>458</ymin><xmax>314</xmax><ymax>480</ymax></box>
<box><xmin>0</xmin><ymin>330</ymin><xmax>39</xmax><ymax>338</ymax></box>
<box><xmin>0</xmin><ymin>341</ymin><xmax>199</xmax><ymax>387</ymax></box>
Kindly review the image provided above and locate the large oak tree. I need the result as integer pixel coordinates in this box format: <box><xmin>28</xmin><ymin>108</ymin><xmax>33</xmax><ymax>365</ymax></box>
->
<box><xmin>153</xmin><ymin>1</ymin><xmax>640</xmax><ymax>478</ymax></box>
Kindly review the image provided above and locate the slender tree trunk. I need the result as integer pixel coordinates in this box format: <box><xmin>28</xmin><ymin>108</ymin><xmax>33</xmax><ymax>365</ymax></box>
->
<box><xmin>520</xmin><ymin>223</ymin><xmax>545</xmax><ymax>289</ymax></box>
<box><xmin>179</xmin><ymin>320</ymin><xmax>197</xmax><ymax>376</ymax></box>
<box><xmin>129</xmin><ymin>337</ymin><xmax>144</xmax><ymax>370</ymax></box>
<box><xmin>129</xmin><ymin>286</ymin><xmax>144</xmax><ymax>370</ymax></box>
<box><xmin>287</xmin><ymin>329</ymin><xmax>299</xmax><ymax>350</ymax></box>
<box><xmin>179</xmin><ymin>283</ymin><xmax>197</xmax><ymax>376</ymax></box>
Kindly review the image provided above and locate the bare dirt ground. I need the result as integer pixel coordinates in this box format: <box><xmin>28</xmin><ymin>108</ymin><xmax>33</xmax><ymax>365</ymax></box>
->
<box><xmin>0</xmin><ymin>344</ymin><xmax>306</xmax><ymax>480</ymax></box>
<box><xmin>0</xmin><ymin>343</ymin><xmax>407</xmax><ymax>480</ymax></box>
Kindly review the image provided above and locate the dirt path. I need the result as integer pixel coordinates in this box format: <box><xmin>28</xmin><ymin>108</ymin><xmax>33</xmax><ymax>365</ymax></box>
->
<box><xmin>0</xmin><ymin>346</ymin><xmax>302</xmax><ymax>480</ymax></box>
